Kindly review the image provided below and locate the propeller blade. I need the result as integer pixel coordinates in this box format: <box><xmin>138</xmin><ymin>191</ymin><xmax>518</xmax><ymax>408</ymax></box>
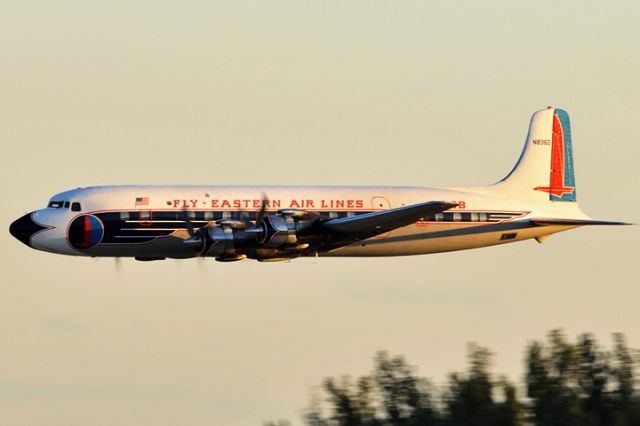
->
<box><xmin>181</xmin><ymin>208</ymin><xmax>204</xmax><ymax>249</ymax></box>
<box><xmin>256</xmin><ymin>193</ymin><xmax>269</xmax><ymax>223</ymax></box>
<box><xmin>114</xmin><ymin>257</ymin><xmax>123</xmax><ymax>277</ymax></box>
<box><xmin>244</xmin><ymin>193</ymin><xmax>270</xmax><ymax>237</ymax></box>
<box><xmin>182</xmin><ymin>207</ymin><xmax>196</xmax><ymax>237</ymax></box>
<box><xmin>197</xmin><ymin>256</ymin><xmax>206</xmax><ymax>277</ymax></box>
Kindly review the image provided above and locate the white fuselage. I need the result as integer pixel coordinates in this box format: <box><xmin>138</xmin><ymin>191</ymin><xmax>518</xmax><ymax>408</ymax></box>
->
<box><xmin>20</xmin><ymin>184</ymin><xmax>585</xmax><ymax>259</ymax></box>
<box><xmin>9</xmin><ymin>108</ymin><xmax>622</xmax><ymax>262</ymax></box>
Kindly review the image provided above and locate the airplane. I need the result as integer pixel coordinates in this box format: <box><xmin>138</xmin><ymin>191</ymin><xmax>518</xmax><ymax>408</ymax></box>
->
<box><xmin>9</xmin><ymin>107</ymin><xmax>629</xmax><ymax>263</ymax></box>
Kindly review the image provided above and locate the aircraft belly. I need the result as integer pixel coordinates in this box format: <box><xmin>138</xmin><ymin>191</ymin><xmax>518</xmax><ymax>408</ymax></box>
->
<box><xmin>71</xmin><ymin>218</ymin><xmax>579</xmax><ymax>260</ymax></box>
<box><xmin>325</xmin><ymin>224</ymin><xmax>579</xmax><ymax>257</ymax></box>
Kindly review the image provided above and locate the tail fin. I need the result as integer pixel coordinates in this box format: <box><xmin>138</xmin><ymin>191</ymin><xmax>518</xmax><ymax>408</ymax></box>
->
<box><xmin>493</xmin><ymin>107</ymin><xmax>577</xmax><ymax>202</ymax></box>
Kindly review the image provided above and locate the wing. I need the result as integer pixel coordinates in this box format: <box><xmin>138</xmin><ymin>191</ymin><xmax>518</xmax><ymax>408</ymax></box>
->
<box><xmin>321</xmin><ymin>200</ymin><xmax>458</xmax><ymax>239</ymax></box>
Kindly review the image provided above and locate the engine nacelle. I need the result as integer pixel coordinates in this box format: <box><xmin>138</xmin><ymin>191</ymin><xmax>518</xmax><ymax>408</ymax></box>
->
<box><xmin>259</xmin><ymin>215</ymin><xmax>297</xmax><ymax>247</ymax></box>
<box><xmin>203</xmin><ymin>226</ymin><xmax>237</xmax><ymax>258</ymax></box>
<box><xmin>194</xmin><ymin>213</ymin><xmax>315</xmax><ymax>259</ymax></box>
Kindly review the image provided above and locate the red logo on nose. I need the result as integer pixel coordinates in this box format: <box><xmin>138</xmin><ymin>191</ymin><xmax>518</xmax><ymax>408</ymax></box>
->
<box><xmin>68</xmin><ymin>215</ymin><xmax>104</xmax><ymax>249</ymax></box>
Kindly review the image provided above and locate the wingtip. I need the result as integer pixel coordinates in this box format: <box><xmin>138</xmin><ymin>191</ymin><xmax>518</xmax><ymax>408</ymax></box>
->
<box><xmin>588</xmin><ymin>220</ymin><xmax>635</xmax><ymax>226</ymax></box>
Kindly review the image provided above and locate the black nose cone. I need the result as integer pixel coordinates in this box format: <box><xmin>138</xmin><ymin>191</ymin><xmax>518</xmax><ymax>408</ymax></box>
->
<box><xmin>9</xmin><ymin>213</ymin><xmax>48</xmax><ymax>247</ymax></box>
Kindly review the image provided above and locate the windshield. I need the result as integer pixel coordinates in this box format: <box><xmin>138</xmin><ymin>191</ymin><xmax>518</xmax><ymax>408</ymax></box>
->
<box><xmin>47</xmin><ymin>200</ymin><xmax>65</xmax><ymax>208</ymax></box>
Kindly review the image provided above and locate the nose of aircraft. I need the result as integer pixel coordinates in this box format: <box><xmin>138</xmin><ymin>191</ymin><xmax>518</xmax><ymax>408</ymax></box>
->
<box><xmin>9</xmin><ymin>213</ymin><xmax>49</xmax><ymax>247</ymax></box>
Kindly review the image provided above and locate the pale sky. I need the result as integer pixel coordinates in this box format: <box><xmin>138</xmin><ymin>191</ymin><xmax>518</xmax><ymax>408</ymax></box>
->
<box><xmin>1</xmin><ymin>1</ymin><xmax>639</xmax><ymax>425</ymax></box>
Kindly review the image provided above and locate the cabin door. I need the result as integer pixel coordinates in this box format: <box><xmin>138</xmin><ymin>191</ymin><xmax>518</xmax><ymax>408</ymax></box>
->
<box><xmin>371</xmin><ymin>196</ymin><xmax>391</xmax><ymax>238</ymax></box>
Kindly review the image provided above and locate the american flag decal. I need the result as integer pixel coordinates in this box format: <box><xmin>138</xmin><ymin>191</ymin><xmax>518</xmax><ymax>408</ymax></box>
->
<box><xmin>135</xmin><ymin>197</ymin><xmax>149</xmax><ymax>207</ymax></box>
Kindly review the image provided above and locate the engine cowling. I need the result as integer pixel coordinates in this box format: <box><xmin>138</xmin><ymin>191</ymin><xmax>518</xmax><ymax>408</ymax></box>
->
<box><xmin>202</xmin><ymin>226</ymin><xmax>238</xmax><ymax>258</ymax></box>
<box><xmin>258</xmin><ymin>215</ymin><xmax>297</xmax><ymax>247</ymax></box>
<box><xmin>257</xmin><ymin>214</ymin><xmax>314</xmax><ymax>248</ymax></box>
<box><xmin>186</xmin><ymin>211</ymin><xmax>315</xmax><ymax>260</ymax></box>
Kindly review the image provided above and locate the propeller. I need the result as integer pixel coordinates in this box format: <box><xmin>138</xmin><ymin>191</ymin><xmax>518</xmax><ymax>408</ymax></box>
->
<box><xmin>196</xmin><ymin>255</ymin><xmax>207</xmax><ymax>278</ymax></box>
<box><xmin>245</xmin><ymin>193</ymin><xmax>269</xmax><ymax>237</ymax></box>
<box><xmin>114</xmin><ymin>257</ymin><xmax>123</xmax><ymax>278</ymax></box>
<box><xmin>256</xmin><ymin>192</ymin><xmax>269</xmax><ymax>223</ymax></box>
<box><xmin>182</xmin><ymin>207</ymin><xmax>203</xmax><ymax>247</ymax></box>
<box><xmin>180</xmin><ymin>193</ymin><xmax>271</xmax><ymax>260</ymax></box>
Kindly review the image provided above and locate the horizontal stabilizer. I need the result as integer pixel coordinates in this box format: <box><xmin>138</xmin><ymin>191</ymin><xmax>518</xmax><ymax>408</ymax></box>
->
<box><xmin>531</xmin><ymin>218</ymin><xmax>633</xmax><ymax>226</ymax></box>
<box><xmin>323</xmin><ymin>201</ymin><xmax>458</xmax><ymax>237</ymax></box>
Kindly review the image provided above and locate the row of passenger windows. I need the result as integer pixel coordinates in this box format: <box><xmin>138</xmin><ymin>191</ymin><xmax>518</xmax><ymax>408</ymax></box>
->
<box><xmin>47</xmin><ymin>200</ymin><xmax>82</xmax><ymax>212</ymax></box>
<box><xmin>119</xmin><ymin>211</ymin><xmax>364</xmax><ymax>221</ymax></box>
<box><xmin>116</xmin><ymin>211</ymin><xmax>495</xmax><ymax>222</ymax></box>
<box><xmin>424</xmin><ymin>212</ymin><xmax>490</xmax><ymax>222</ymax></box>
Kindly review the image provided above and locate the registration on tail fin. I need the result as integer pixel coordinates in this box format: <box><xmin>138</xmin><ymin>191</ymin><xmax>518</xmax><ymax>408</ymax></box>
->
<box><xmin>493</xmin><ymin>107</ymin><xmax>577</xmax><ymax>202</ymax></box>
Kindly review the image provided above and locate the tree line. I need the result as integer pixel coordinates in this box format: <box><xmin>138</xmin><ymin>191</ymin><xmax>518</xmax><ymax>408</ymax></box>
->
<box><xmin>265</xmin><ymin>330</ymin><xmax>640</xmax><ymax>426</ymax></box>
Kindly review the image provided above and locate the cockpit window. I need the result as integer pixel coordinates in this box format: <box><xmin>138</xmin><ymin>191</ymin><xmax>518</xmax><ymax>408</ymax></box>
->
<box><xmin>71</xmin><ymin>202</ymin><xmax>82</xmax><ymax>212</ymax></box>
<box><xmin>63</xmin><ymin>201</ymin><xmax>70</xmax><ymax>209</ymax></box>
<box><xmin>47</xmin><ymin>200</ymin><xmax>65</xmax><ymax>208</ymax></box>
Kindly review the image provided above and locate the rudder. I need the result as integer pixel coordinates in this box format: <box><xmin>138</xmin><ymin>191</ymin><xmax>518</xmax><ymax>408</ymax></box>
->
<box><xmin>492</xmin><ymin>107</ymin><xmax>577</xmax><ymax>202</ymax></box>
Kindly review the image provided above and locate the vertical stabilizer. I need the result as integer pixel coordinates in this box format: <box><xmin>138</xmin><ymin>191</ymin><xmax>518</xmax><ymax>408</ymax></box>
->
<box><xmin>493</xmin><ymin>107</ymin><xmax>577</xmax><ymax>202</ymax></box>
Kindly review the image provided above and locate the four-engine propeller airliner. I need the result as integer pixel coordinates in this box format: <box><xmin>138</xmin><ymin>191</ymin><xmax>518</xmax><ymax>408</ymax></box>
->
<box><xmin>9</xmin><ymin>107</ymin><xmax>629</xmax><ymax>262</ymax></box>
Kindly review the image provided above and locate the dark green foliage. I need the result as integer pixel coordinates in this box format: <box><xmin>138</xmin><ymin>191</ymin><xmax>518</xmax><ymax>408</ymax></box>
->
<box><xmin>304</xmin><ymin>352</ymin><xmax>439</xmax><ymax>426</ymax></box>
<box><xmin>526</xmin><ymin>330</ymin><xmax>640</xmax><ymax>426</ymax></box>
<box><xmin>303</xmin><ymin>348</ymin><xmax>521</xmax><ymax>426</ymax></box>
<box><xmin>526</xmin><ymin>331</ymin><xmax>581</xmax><ymax>426</ymax></box>
<box><xmin>267</xmin><ymin>331</ymin><xmax>640</xmax><ymax>426</ymax></box>
<box><xmin>322</xmin><ymin>376</ymin><xmax>377</xmax><ymax>426</ymax></box>
<box><xmin>373</xmin><ymin>352</ymin><xmax>436</xmax><ymax>425</ymax></box>
<box><xmin>443</xmin><ymin>344</ymin><xmax>523</xmax><ymax>426</ymax></box>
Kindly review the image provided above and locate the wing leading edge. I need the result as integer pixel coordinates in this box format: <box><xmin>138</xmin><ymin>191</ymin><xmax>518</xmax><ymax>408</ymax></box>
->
<box><xmin>322</xmin><ymin>201</ymin><xmax>458</xmax><ymax>238</ymax></box>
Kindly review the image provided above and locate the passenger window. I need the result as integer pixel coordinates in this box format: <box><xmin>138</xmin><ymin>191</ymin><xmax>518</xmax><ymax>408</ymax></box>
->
<box><xmin>71</xmin><ymin>202</ymin><xmax>81</xmax><ymax>212</ymax></box>
<box><xmin>120</xmin><ymin>212</ymin><xmax>130</xmax><ymax>220</ymax></box>
<box><xmin>139</xmin><ymin>211</ymin><xmax>152</xmax><ymax>226</ymax></box>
